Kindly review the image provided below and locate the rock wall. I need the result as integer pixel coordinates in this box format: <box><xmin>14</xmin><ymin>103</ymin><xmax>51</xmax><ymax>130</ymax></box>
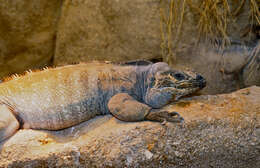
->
<box><xmin>0</xmin><ymin>0</ymin><xmax>62</xmax><ymax>78</ymax></box>
<box><xmin>54</xmin><ymin>0</ymin><xmax>259</xmax><ymax>65</ymax></box>
<box><xmin>54</xmin><ymin>0</ymin><xmax>163</xmax><ymax>65</ymax></box>
<box><xmin>173</xmin><ymin>43</ymin><xmax>254</xmax><ymax>94</ymax></box>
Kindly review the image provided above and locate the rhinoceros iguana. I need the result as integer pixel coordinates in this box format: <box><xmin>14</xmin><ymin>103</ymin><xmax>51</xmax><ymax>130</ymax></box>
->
<box><xmin>0</xmin><ymin>61</ymin><xmax>206</xmax><ymax>142</ymax></box>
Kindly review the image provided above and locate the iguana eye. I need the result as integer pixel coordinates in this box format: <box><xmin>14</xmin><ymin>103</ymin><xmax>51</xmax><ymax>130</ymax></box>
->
<box><xmin>174</xmin><ymin>73</ymin><xmax>185</xmax><ymax>80</ymax></box>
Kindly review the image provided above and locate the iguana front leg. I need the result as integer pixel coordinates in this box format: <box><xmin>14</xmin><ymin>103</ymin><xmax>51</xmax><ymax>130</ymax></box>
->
<box><xmin>144</xmin><ymin>109</ymin><xmax>184</xmax><ymax>123</ymax></box>
<box><xmin>144</xmin><ymin>87</ymin><xmax>181</xmax><ymax>108</ymax></box>
<box><xmin>108</xmin><ymin>93</ymin><xmax>183</xmax><ymax>123</ymax></box>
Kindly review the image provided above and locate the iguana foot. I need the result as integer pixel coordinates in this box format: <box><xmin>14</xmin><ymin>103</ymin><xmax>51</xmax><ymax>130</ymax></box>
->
<box><xmin>145</xmin><ymin>109</ymin><xmax>184</xmax><ymax>123</ymax></box>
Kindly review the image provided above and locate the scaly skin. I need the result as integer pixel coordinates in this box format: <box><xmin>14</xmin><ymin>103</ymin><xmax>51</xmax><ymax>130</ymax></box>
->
<box><xmin>0</xmin><ymin>61</ymin><xmax>206</xmax><ymax>142</ymax></box>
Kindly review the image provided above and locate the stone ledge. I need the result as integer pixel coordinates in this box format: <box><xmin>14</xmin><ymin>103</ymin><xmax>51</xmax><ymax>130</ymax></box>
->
<box><xmin>0</xmin><ymin>86</ymin><xmax>259</xmax><ymax>168</ymax></box>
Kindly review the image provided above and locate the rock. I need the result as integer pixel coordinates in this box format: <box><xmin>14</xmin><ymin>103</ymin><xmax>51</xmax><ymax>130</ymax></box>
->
<box><xmin>54</xmin><ymin>0</ymin><xmax>163</xmax><ymax>65</ymax></box>
<box><xmin>144</xmin><ymin>149</ymin><xmax>153</xmax><ymax>160</ymax></box>
<box><xmin>0</xmin><ymin>0</ymin><xmax>62</xmax><ymax>78</ymax></box>
<box><xmin>173</xmin><ymin>42</ymin><xmax>256</xmax><ymax>94</ymax></box>
<box><xmin>54</xmin><ymin>0</ymin><xmax>257</xmax><ymax>66</ymax></box>
<box><xmin>0</xmin><ymin>86</ymin><xmax>259</xmax><ymax>167</ymax></box>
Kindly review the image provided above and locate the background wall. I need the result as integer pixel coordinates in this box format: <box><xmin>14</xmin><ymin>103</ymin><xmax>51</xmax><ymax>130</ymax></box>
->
<box><xmin>0</xmin><ymin>0</ymin><xmax>62</xmax><ymax>77</ymax></box>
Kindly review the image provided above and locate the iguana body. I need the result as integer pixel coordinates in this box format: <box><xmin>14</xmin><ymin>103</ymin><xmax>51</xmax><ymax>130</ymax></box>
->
<box><xmin>0</xmin><ymin>62</ymin><xmax>206</xmax><ymax>142</ymax></box>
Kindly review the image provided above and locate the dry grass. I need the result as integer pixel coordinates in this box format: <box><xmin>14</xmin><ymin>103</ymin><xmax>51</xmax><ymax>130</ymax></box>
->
<box><xmin>249</xmin><ymin>0</ymin><xmax>260</xmax><ymax>25</ymax></box>
<box><xmin>159</xmin><ymin>0</ymin><xmax>260</xmax><ymax>62</ymax></box>
<box><xmin>159</xmin><ymin>0</ymin><xmax>186</xmax><ymax>64</ymax></box>
<box><xmin>187</xmin><ymin>0</ymin><xmax>231</xmax><ymax>44</ymax></box>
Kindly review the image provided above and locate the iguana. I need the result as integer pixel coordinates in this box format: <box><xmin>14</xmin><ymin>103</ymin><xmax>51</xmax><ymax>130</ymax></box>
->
<box><xmin>0</xmin><ymin>61</ymin><xmax>206</xmax><ymax>142</ymax></box>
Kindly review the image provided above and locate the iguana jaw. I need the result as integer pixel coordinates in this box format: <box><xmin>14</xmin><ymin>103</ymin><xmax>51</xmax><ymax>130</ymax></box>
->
<box><xmin>152</xmin><ymin>71</ymin><xmax>206</xmax><ymax>101</ymax></box>
<box><xmin>174</xmin><ymin>78</ymin><xmax>206</xmax><ymax>99</ymax></box>
<box><xmin>175</xmin><ymin>79</ymin><xmax>206</xmax><ymax>89</ymax></box>
<box><xmin>174</xmin><ymin>87</ymin><xmax>204</xmax><ymax>100</ymax></box>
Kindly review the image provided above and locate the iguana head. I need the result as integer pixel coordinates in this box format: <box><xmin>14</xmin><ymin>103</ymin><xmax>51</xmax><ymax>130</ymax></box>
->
<box><xmin>150</xmin><ymin>62</ymin><xmax>206</xmax><ymax>100</ymax></box>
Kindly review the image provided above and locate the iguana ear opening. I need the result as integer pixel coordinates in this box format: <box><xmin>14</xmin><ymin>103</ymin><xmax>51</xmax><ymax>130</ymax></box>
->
<box><xmin>150</xmin><ymin>62</ymin><xmax>171</xmax><ymax>74</ymax></box>
<box><xmin>146</xmin><ymin>62</ymin><xmax>171</xmax><ymax>88</ymax></box>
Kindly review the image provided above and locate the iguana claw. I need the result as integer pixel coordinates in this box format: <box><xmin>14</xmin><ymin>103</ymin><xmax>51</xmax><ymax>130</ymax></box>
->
<box><xmin>145</xmin><ymin>109</ymin><xmax>184</xmax><ymax>123</ymax></box>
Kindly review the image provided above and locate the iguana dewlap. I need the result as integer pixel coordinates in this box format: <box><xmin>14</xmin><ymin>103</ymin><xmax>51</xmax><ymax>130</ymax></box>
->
<box><xmin>0</xmin><ymin>62</ymin><xmax>206</xmax><ymax>142</ymax></box>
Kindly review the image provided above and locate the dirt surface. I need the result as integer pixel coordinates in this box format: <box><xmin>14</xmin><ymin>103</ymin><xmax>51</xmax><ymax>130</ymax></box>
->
<box><xmin>0</xmin><ymin>86</ymin><xmax>259</xmax><ymax>168</ymax></box>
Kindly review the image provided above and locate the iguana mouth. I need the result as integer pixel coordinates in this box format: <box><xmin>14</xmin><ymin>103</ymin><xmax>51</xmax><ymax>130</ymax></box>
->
<box><xmin>154</xmin><ymin>70</ymin><xmax>206</xmax><ymax>90</ymax></box>
<box><xmin>154</xmin><ymin>78</ymin><xmax>206</xmax><ymax>90</ymax></box>
<box><xmin>176</xmin><ymin>79</ymin><xmax>206</xmax><ymax>89</ymax></box>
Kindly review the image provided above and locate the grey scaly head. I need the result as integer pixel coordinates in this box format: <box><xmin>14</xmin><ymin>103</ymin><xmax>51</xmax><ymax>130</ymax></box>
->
<box><xmin>144</xmin><ymin>62</ymin><xmax>206</xmax><ymax>123</ymax></box>
<box><xmin>153</xmin><ymin>69</ymin><xmax>206</xmax><ymax>100</ymax></box>
<box><xmin>145</xmin><ymin>62</ymin><xmax>206</xmax><ymax>104</ymax></box>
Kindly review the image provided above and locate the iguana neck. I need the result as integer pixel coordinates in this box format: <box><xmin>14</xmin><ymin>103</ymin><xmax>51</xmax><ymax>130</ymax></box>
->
<box><xmin>134</xmin><ymin>64</ymin><xmax>153</xmax><ymax>102</ymax></box>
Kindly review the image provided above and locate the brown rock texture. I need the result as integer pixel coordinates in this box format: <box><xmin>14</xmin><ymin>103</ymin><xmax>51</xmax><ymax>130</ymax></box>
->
<box><xmin>54</xmin><ymin>0</ymin><xmax>164</xmax><ymax>65</ymax></box>
<box><xmin>0</xmin><ymin>86</ymin><xmax>259</xmax><ymax>168</ymax></box>
<box><xmin>54</xmin><ymin>0</ymin><xmax>258</xmax><ymax>65</ymax></box>
<box><xmin>173</xmin><ymin>42</ymin><xmax>260</xmax><ymax>94</ymax></box>
<box><xmin>173</xmin><ymin>44</ymin><xmax>252</xmax><ymax>94</ymax></box>
<box><xmin>0</xmin><ymin>0</ymin><xmax>62</xmax><ymax>78</ymax></box>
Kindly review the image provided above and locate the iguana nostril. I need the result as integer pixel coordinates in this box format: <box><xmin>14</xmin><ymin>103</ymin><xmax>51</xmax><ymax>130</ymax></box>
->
<box><xmin>195</xmin><ymin>74</ymin><xmax>206</xmax><ymax>88</ymax></box>
<box><xmin>200</xmin><ymin>81</ymin><xmax>206</xmax><ymax>88</ymax></box>
<box><xmin>196</xmin><ymin>74</ymin><xmax>204</xmax><ymax>81</ymax></box>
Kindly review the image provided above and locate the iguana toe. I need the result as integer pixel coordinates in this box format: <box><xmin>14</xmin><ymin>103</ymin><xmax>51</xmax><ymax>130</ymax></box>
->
<box><xmin>167</xmin><ymin>111</ymin><xmax>184</xmax><ymax>123</ymax></box>
<box><xmin>169</xmin><ymin>111</ymin><xmax>181</xmax><ymax>117</ymax></box>
<box><xmin>145</xmin><ymin>109</ymin><xmax>184</xmax><ymax>123</ymax></box>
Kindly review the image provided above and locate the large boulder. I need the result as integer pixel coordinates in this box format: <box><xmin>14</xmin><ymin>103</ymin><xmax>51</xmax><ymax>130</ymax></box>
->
<box><xmin>54</xmin><ymin>0</ymin><xmax>163</xmax><ymax>65</ymax></box>
<box><xmin>54</xmin><ymin>0</ymin><xmax>258</xmax><ymax>65</ymax></box>
<box><xmin>0</xmin><ymin>0</ymin><xmax>62</xmax><ymax>78</ymax></box>
<box><xmin>173</xmin><ymin>42</ymin><xmax>260</xmax><ymax>94</ymax></box>
<box><xmin>0</xmin><ymin>86</ymin><xmax>259</xmax><ymax>167</ymax></box>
